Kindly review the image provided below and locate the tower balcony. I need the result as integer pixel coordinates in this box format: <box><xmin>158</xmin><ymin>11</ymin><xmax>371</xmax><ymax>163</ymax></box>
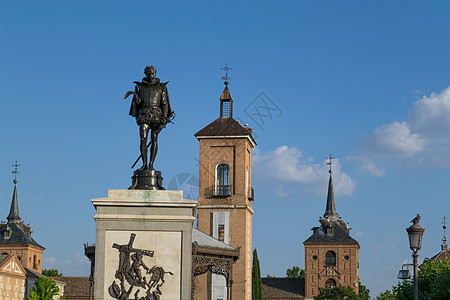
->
<box><xmin>210</xmin><ymin>185</ymin><xmax>233</xmax><ymax>197</ymax></box>
<box><xmin>205</xmin><ymin>185</ymin><xmax>255</xmax><ymax>200</ymax></box>
<box><xmin>247</xmin><ymin>187</ymin><xmax>254</xmax><ymax>201</ymax></box>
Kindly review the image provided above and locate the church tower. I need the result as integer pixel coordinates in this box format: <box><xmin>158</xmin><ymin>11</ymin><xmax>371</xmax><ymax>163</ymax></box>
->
<box><xmin>303</xmin><ymin>159</ymin><xmax>359</xmax><ymax>299</ymax></box>
<box><xmin>0</xmin><ymin>166</ymin><xmax>45</xmax><ymax>273</ymax></box>
<box><xmin>195</xmin><ymin>79</ymin><xmax>256</xmax><ymax>300</ymax></box>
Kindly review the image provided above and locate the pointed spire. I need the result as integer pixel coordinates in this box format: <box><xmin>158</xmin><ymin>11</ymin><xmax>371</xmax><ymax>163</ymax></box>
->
<box><xmin>7</xmin><ymin>179</ymin><xmax>21</xmax><ymax>224</ymax></box>
<box><xmin>442</xmin><ymin>215</ymin><xmax>448</xmax><ymax>251</ymax></box>
<box><xmin>220</xmin><ymin>85</ymin><xmax>233</xmax><ymax>118</ymax></box>
<box><xmin>324</xmin><ymin>155</ymin><xmax>338</xmax><ymax>221</ymax></box>
<box><xmin>324</xmin><ymin>173</ymin><xmax>338</xmax><ymax>221</ymax></box>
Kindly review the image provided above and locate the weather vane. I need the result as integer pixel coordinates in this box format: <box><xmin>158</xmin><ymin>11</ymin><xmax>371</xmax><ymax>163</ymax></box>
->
<box><xmin>443</xmin><ymin>215</ymin><xmax>447</xmax><ymax>231</ymax></box>
<box><xmin>221</xmin><ymin>63</ymin><xmax>232</xmax><ymax>85</ymax></box>
<box><xmin>12</xmin><ymin>160</ymin><xmax>20</xmax><ymax>183</ymax></box>
<box><xmin>326</xmin><ymin>154</ymin><xmax>335</xmax><ymax>173</ymax></box>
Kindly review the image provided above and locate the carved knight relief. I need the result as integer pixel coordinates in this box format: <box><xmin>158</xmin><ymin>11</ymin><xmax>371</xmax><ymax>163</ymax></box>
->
<box><xmin>109</xmin><ymin>233</ymin><xmax>174</xmax><ymax>300</ymax></box>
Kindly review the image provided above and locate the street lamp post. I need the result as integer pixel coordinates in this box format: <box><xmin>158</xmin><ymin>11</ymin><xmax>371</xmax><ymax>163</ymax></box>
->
<box><xmin>406</xmin><ymin>214</ymin><xmax>425</xmax><ymax>300</ymax></box>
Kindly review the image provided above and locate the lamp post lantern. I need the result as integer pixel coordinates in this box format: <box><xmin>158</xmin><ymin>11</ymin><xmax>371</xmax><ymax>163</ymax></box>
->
<box><xmin>406</xmin><ymin>214</ymin><xmax>425</xmax><ymax>300</ymax></box>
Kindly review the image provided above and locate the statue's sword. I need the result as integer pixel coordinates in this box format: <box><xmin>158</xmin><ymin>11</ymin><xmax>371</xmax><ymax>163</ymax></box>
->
<box><xmin>130</xmin><ymin>141</ymin><xmax>151</xmax><ymax>169</ymax></box>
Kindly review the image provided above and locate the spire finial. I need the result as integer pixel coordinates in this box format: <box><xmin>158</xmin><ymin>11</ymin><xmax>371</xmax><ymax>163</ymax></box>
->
<box><xmin>324</xmin><ymin>156</ymin><xmax>338</xmax><ymax>221</ymax></box>
<box><xmin>326</xmin><ymin>154</ymin><xmax>335</xmax><ymax>174</ymax></box>
<box><xmin>443</xmin><ymin>215</ymin><xmax>448</xmax><ymax>251</ymax></box>
<box><xmin>12</xmin><ymin>160</ymin><xmax>20</xmax><ymax>184</ymax></box>
<box><xmin>221</xmin><ymin>63</ymin><xmax>232</xmax><ymax>85</ymax></box>
<box><xmin>7</xmin><ymin>161</ymin><xmax>21</xmax><ymax>224</ymax></box>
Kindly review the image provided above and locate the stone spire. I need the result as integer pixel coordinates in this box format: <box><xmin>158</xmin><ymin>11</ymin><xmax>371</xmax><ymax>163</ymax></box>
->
<box><xmin>7</xmin><ymin>179</ymin><xmax>21</xmax><ymax>224</ymax></box>
<box><xmin>324</xmin><ymin>155</ymin><xmax>338</xmax><ymax>221</ymax></box>
<box><xmin>442</xmin><ymin>215</ymin><xmax>448</xmax><ymax>251</ymax></box>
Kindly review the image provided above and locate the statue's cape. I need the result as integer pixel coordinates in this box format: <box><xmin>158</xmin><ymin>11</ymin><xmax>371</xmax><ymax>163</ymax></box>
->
<box><xmin>128</xmin><ymin>80</ymin><xmax>174</xmax><ymax>123</ymax></box>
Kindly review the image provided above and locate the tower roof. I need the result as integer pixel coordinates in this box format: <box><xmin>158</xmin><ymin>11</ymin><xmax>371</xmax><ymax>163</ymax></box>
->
<box><xmin>195</xmin><ymin>84</ymin><xmax>256</xmax><ymax>146</ymax></box>
<box><xmin>7</xmin><ymin>181</ymin><xmax>21</xmax><ymax>224</ymax></box>
<box><xmin>324</xmin><ymin>173</ymin><xmax>338</xmax><ymax>221</ymax></box>
<box><xmin>195</xmin><ymin>117</ymin><xmax>253</xmax><ymax>137</ymax></box>
<box><xmin>0</xmin><ymin>178</ymin><xmax>44</xmax><ymax>249</ymax></box>
<box><xmin>303</xmin><ymin>221</ymin><xmax>359</xmax><ymax>244</ymax></box>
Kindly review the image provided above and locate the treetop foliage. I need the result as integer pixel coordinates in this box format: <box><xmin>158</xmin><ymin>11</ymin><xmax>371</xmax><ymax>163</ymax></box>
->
<box><xmin>376</xmin><ymin>260</ymin><xmax>450</xmax><ymax>300</ymax></box>
<box><xmin>42</xmin><ymin>268</ymin><xmax>62</xmax><ymax>277</ymax></box>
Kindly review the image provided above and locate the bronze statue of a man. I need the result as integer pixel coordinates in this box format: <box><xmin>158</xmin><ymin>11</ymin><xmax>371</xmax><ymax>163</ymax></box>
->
<box><xmin>126</xmin><ymin>65</ymin><xmax>173</xmax><ymax>170</ymax></box>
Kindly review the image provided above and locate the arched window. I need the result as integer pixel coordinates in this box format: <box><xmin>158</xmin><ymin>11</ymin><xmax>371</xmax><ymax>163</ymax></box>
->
<box><xmin>33</xmin><ymin>255</ymin><xmax>37</xmax><ymax>270</ymax></box>
<box><xmin>216</xmin><ymin>164</ymin><xmax>230</xmax><ymax>195</ymax></box>
<box><xmin>325</xmin><ymin>251</ymin><xmax>336</xmax><ymax>266</ymax></box>
<box><xmin>325</xmin><ymin>278</ymin><xmax>337</xmax><ymax>288</ymax></box>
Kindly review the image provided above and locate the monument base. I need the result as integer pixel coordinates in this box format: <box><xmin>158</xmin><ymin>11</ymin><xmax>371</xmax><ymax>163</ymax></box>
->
<box><xmin>129</xmin><ymin>169</ymin><xmax>164</xmax><ymax>190</ymax></box>
<box><xmin>92</xmin><ymin>189</ymin><xmax>196</xmax><ymax>299</ymax></box>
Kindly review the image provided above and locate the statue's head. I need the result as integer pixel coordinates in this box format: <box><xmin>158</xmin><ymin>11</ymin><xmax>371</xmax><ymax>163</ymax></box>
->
<box><xmin>144</xmin><ymin>65</ymin><xmax>157</xmax><ymax>78</ymax></box>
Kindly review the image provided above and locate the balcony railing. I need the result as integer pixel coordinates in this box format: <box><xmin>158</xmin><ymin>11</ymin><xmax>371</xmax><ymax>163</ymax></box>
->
<box><xmin>211</xmin><ymin>185</ymin><xmax>232</xmax><ymax>197</ymax></box>
<box><xmin>248</xmin><ymin>187</ymin><xmax>254</xmax><ymax>201</ymax></box>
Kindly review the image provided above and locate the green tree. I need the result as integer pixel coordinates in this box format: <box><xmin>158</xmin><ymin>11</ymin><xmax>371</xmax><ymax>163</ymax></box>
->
<box><xmin>376</xmin><ymin>260</ymin><xmax>450</xmax><ymax>300</ymax></box>
<box><xmin>286</xmin><ymin>266</ymin><xmax>305</xmax><ymax>278</ymax></box>
<box><xmin>252</xmin><ymin>249</ymin><xmax>262</xmax><ymax>300</ymax></box>
<box><xmin>42</xmin><ymin>268</ymin><xmax>62</xmax><ymax>277</ymax></box>
<box><xmin>428</xmin><ymin>267</ymin><xmax>450</xmax><ymax>299</ymax></box>
<box><xmin>27</xmin><ymin>277</ymin><xmax>60</xmax><ymax>300</ymax></box>
<box><xmin>358</xmin><ymin>281</ymin><xmax>371</xmax><ymax>300</ymax></box>
<box><xmin>314</xmin><ymin>282</ymin><xmax>370</xmax><ymax>300</ymax></box>
<box><xmin>314</xmin><ymin>284</ymin><xmax>360</xmax><ymax>300</ymax></box>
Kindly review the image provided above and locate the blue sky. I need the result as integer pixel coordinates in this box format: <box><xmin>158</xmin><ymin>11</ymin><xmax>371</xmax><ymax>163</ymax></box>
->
<box><xmin>1</xmin><ymin>1</ymin><xmax>450</xmax><ymax>297</ymax></box>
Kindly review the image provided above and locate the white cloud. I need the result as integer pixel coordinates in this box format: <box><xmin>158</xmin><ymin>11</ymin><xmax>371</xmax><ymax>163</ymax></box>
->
<box><xmin>355</xmin><ymin>231</ymin><xmax>364</xmax><ymax>237</ymax></box>
<box><xmin>44</xmin><ymin>257</ymin><xmax>56</xmax><ymax>263</ymax></box>
<box><xmin>358</xmin><ymin>85</ymin><xmax>450</xmax><ymax>171</ymax></box>
<box><xmin>361</xmin><ymin>122</ymin><xmax>425</xmax><ymax>159</ymax></box>
<box><xmin>253</xmin><ymin>146</ymin><xmax>356</xmax><ymax>197</ymax></box>
<box><xmin>409</xmin><ymin>86</ymin><xmax>450</xmax><ymax>141</ymax></box>
<box><xmin>355</xmin><ymin>156</ymin><xmax>385</xmax><ymax>177</ymax></box>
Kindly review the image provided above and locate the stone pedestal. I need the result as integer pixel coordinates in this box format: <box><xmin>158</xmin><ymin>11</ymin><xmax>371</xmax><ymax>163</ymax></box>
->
<box><xmin>92</xmin><ymin>189</ymin><xmax>196</xmax><ymax>299</ymax></box>
<box><xmin>130</xmin><ymin>169</ymin><xmax>164</xmax><ymax>190</ymax></box>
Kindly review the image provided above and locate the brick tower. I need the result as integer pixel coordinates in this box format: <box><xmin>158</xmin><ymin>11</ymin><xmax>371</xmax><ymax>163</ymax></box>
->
<box><xmin>303</xmin><ymin>159</ymin><xmax>359</xmax><ymax>299</ymax></box>
<box><xmin>195</xmin><ymin>81</ymin><xmax>256</xmax><ymax>300</ymax></box>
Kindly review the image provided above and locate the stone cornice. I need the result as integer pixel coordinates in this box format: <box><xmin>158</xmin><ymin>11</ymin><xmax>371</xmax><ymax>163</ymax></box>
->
<box><xmin>197</xmin><ymin>204</ymin><xmax>254</xmax><ymax>214</ymax></box>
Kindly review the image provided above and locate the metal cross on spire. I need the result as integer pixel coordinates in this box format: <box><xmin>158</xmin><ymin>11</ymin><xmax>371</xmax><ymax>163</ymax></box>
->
<box><xmin>442</xmin><ymin>215</ymin><xmax>448</xmax><ymax>251</ymax></box>
<box><xmin>221</xmin><ymin>63</ymin><xmax>232</xmax><ymax>85</ymax></box>
<box><xmin>12</xmin><ymin>161</ymin><xmax>20</xmax><ymax>183</ymax></box>
<box><xmin>443</xmin><ymin>215</ymin><xmax>447</xmax><ymax>237</ymax></box>
<box><xmin>326</xmin><ymin>154</ymin><xmax>335</xmax><ymax>174</ymax></box>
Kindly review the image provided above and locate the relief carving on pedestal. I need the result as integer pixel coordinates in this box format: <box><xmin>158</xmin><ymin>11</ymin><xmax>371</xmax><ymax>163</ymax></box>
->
<box><xmin>109</xmin><ymin>233</ymin><xmax>173</xmax><ymax>300</ymax></box>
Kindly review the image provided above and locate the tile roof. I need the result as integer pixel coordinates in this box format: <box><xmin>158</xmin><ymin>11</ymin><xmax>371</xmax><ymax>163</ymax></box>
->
<box><xmin>195</xmin><ymin>117</ymin><xmax>253</xmax><ymax>138</ymax></box>
<box><xmin>0</xmin><ymin>223</ymin><xmax>44</xmax><ymax>248</ymax></box>
<box><xmin>53</xmin><ymin>277</ymin><xmax>91</xmax><ymax>297</ymax></box>
<box><xmin>25</xmin><ymin>267</ymin><xmax>44</xmax><ymax>279</ymax></box>
<box><xmin>303</xmin><ymin>221</ymin><xmax>358</xmax><ymax>244</ymax></box>
<box><xmin>262</xmin><ymin>277</ymin><xmax>305</xmax><ymax>299</ymax></box>
<box><xmin>192</xmin><ymin>228</ymin><xmax>237</xmax><ymax>251</ymax></box>
<box><xmin>428</xmin><ymin>250</ymin><xmax>450</xmax><ymax>262</ymax></box>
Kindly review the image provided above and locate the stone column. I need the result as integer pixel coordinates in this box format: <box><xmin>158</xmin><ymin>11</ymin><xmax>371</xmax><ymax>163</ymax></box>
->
<box><xmin>92</xmin><ymin>189</ymin><xmax>196</xmax><ymax>299</ymax></box>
